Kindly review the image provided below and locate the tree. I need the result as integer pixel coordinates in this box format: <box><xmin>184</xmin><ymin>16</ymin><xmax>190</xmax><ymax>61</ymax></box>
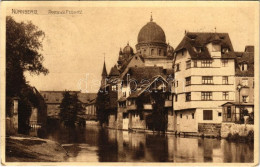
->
<box><xmin>96</xmin><ymin>89</ymin><xmax>109</xmax><ymax>126</ymax></box>
<box><xmin>6</xmin><ymin>16</ymin><xmax>49</xmax><ymax>133</ymax></box>
<box><xmin>6</xmin><ymin>16</ymin><xmax>48</xmax><ymax>98</ymax></box>
<box><xmin>150</xmin><ymin>90</ymin><xmax>168</xmax><ymax>132</ymax></box>
<box><xmin>59</xmin><ymin>91</ymin><xmax>83</xmax><ymax>127</ymax></box>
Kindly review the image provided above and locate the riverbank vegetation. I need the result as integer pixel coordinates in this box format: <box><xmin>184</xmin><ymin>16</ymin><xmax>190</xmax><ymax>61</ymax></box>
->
<box><xmin>226</xmin><ymin>130</ymin><xmax>254</xmax><ymax>143</ymax></box>
<box><xmin>59</xmin><ymin>91</ymin><xmax>84</xmax><ymax>127</ymax></box>
<box><xmin>6</xmin><ymin>16</ymin><xmax>49</xmax><ymax>134</ymax></box>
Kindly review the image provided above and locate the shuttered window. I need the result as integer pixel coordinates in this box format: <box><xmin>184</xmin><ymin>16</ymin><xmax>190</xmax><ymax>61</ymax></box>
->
<box><xmin>203</xmin><ymin>110</ymin><xmax>213</xmax><ymax>120</ymax></box>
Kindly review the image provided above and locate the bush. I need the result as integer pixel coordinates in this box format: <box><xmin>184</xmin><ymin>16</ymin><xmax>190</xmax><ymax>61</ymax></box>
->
<box><xmin>226</xmin><ymin>131</ymin><xmax>254</xmax><ymax>143</ymax></box>
<box><xmin>247</xmin><ymin>130</ymin><xmax>254</xmax><ymax>142</ymax></box>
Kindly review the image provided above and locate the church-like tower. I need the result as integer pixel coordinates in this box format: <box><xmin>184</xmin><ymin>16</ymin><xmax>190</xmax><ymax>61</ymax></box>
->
<box><xmin>101</xmin><ymin>60</ymin><xmax>107</xmax><ymax>86</ymax></box>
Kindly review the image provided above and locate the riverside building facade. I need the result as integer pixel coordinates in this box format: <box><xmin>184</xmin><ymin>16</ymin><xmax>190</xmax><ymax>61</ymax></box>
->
<box><xmin>98</xmin><ymin>16</ymin><xmax>254</xmax><ymax>134</ymax></box>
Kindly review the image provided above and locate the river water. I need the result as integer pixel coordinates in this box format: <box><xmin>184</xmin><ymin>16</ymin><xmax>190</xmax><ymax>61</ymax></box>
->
<box><xmin>31</xmin><ymin>124</ymin><xmax>253</xmax><ymax>162</ymax></box>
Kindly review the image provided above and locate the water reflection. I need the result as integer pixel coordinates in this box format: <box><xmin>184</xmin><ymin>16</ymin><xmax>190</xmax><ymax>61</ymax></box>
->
<box><xmin>31</xmin><ymin>125</ymin><xmax>253</xmax><ymax>162</ymax></box>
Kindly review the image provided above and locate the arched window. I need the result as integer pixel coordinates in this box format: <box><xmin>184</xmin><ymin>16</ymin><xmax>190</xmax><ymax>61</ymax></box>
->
<box><xmin>151</xmin><ymin>49</ymin><xmax>155</xmax><ymax>55</ymax></box>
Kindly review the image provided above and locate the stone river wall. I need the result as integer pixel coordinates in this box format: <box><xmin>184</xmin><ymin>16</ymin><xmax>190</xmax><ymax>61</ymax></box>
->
<box><xmin>221</xmin><ymin>122</ymin><xmax>254</xmax><ymax>138</ymax></box>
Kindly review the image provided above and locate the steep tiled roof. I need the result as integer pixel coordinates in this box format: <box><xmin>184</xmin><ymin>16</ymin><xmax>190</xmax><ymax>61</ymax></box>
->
<box><xmin>78</xmin><ymin>93</ymin><xmax>97</xmax><ymax>104</ymax></box>
<box><xmin>235</xmin><ymin>47</ymin><xmax>254</xmax><ymax>77</ymax></box>
<box><xmin>119</xmin><ymin>54</ymin><xmax>144</xmax><ymax>74</ymax></box>
<box><xmin>109</xmin><ymin>65</ymin><xmax>120</xmax><ymax>77</ymax></box>
<box><xmin>40</xmin><ymin>91</ymin><xmax>97</xmax><ymax>104</ymax></box>
<box><xmin>127</xmin><ymin>75</ymin><xmax>168</xmax><ymax>99</ymax></box>
<box><xmin>125</xmin><ymin>66</ymin><xmax>165</xmax><ymax>83</ymax></box>
<box><xmin>175</xmin><ymin>32</ymin><xmax>234</xmax><ymax>59</ymax></box>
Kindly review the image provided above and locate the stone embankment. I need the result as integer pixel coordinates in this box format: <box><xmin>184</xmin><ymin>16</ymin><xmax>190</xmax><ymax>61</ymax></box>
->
<box><xmin>5</xmin><ymin>135</ymin><xmax>68</xmax><ymax>162</ymax></box>
<box><xmin>221</xmin><ymin>123</ymin><xmax>254</xmax><ymax>142</ymax></box>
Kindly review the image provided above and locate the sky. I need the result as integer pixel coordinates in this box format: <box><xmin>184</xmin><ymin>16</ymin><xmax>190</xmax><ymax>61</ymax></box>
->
<box><xmin>6</xmin><ymin>2</ymin><xmax>257</xmax><ymax>93</ymax></box>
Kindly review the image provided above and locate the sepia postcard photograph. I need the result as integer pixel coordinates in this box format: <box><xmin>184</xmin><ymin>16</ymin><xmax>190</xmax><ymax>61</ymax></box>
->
<box><xmin>0</xmin><ymin>1</ymin><xmax>259</xmax><ymax>166</ymax></box>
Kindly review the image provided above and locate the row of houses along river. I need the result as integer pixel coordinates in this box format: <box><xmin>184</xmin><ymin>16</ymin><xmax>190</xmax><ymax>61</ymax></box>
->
<box><xmin>11</xmin><ymin>15</ymin><xmax>254</xmax><ymax>163</ymax></box>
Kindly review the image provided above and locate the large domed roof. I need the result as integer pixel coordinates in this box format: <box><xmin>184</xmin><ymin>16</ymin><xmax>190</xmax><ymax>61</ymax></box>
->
<box><xmin>137</xmin><ymin>20</ymin><xmax>166</xmax><ymax>44</ymax></box>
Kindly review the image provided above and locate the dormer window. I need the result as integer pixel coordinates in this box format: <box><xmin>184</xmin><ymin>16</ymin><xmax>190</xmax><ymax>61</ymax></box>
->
<box><xmin>222</xmin><ymin>48</ymin><xmax>229</xmax><ymax>53</ymax></box>
<box><xmin>240</xmin><ymin>63</ymin><xmax>248</xmax><ymax>71</ymax></box>
<box><xmin>112</xmin><ymin>85</ymin><xmax>117</xmax><ymax>91</ymax></box>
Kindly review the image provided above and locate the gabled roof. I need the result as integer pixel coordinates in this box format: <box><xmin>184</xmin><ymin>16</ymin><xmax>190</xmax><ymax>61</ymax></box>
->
<box><xmin>123</xmin><ymin>66</ymin><xmax>165</xmax><ymax>83</ymax></box>
<box><xmin>127</xmin><ymin>75</ymin><xmax>168</xmax><ymax>99</ymax></box>
<box><xmin>77</xmin><ymin>93</ymin><xmax>97</xmax><ymax>104</ymax></box>
<box><xmin>235</xmin><ymin>46</ymin><xmax>254</xmax><ymax>77</ymax></box>
<box><xmin>109</xmin><ymin>65</ymin><xmax>120</xmax><ymax>77</ymax></box>
<box><xmin>120</xmin><ymin>54</ymin><xmax>144</xmax><ymax>72</ymax></box>
<box><xmin>221</xmin><ymin>102</ymin><xmax>254</xmax><ymax>106</ymax></box>
<box><xmin>175</xmin><ymin>32</ymin><xmax>234</xmax><ymax>59</ymax></box>
<box><xmin>119</xmin><ymin>54</ymin><xmax>145</xmax><ymax>78</ymax></box>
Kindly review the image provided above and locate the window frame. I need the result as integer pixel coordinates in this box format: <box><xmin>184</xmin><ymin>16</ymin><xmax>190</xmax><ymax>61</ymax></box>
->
<box><xmin>201</xmin><ymin>60</ymin><xmax>212</xmax><ymax>67</ymax></box>
<box><xmin>201</xmin><ymin>92</ymin><xmax>213</xmax><ymax>101</ymax></box>
<box><xmin>240</xmin><ymin>63</ymin><xmax>248</xmax><ymax>71</ymax></box>
<box><xmin>176</xmin><ymin>63</ymin><xmax>180</xmax><ymax>72</ymax></box>
<box><xmin>185</xmin><ymin>92</ymin><xmax>191</xmax><ymax>102</ymax></box>
<box><xmin>193</xmin><ymin>60</ymin><xmax>197</xmax><ymax>67</ymax></box>
<box><xmin>222</xmin><ymin>92</ymin><xmax>229</xmax><ymax>100</ymax></box>
<box><xmin>203</xmin><ymin>110</ymin><xmax>213</xmax><ymax>120</ymax></box>
<box><xmin>186</xmin><ymin>60</ymin><xmax>191</xmax><ymax>69</ymax></box>
<box><xmin>112</xmin><ymin>85</ymin><xmax>117</xmax><ymax>91</ymax></box>
<box><xmin>242</xmin><ymin>96</ymin><xmax>249</xmax><ymax>103</ymax></box>
<box><xmin>185</xmin><ymin>77</ymin><xmax>191</xmax><ymax>86</ymax></box>
<box><xmin>222</xmin><ymin>76</ymin><xmax>229</xmax><ymax>85</ymax></box>
<box><xmin>202</xmin><ymin>76</ymin><xmax>213</xmax><ymax>84</ymax></box>
<box><xmin>242</xmin><ymin>78</ymin><xmax>248</xmax><ymax>86</ymax></box>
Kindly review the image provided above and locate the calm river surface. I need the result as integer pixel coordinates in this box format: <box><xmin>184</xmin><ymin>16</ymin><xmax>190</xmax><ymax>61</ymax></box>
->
<box><xmin>33</xmin><ymin>124</ymin><xmax>253</xmax><ymax>162</ymax></box>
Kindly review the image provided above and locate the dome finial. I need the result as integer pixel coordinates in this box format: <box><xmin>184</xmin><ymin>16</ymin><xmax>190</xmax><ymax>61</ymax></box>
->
<box><xmin>127</xmin><ymin>41</ymin><xmax>129</xmax><ymax>45</ymax></box>
<box><xmin>150</xmin><ymin>12</ymin><xmax>153</xmax><ymax>22</ymax></box>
